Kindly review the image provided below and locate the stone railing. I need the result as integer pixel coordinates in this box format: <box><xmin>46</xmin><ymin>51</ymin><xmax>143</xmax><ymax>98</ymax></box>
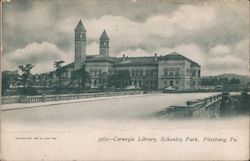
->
<box><xmin>2</xmin><ymin>91</ymin><xmax>143</xmax><ymax>104</ymax></box>
<box><xmin>1</xmin><ymin>96</ymin><xmax>21</xmax><ymax>104</ymax></box>
<box><xmin>155</xmin><ymin>93</ymin><xmax>223</xmax><ymax>119</ymax></box>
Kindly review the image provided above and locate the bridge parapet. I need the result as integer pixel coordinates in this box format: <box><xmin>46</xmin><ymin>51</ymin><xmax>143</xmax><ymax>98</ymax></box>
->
<box><xmin>2</xmin><ymin>91</ymin><xmax>143</xmax><ymax>104</ymax></box>
<box><xmin>156</xmin><ymin>94</ymin><xmax>223</xmax><ymax>119</ymax></box>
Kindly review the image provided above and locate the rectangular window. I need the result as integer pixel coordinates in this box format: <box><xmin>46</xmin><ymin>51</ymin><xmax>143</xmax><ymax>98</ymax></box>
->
<box><xmin>170</xmin><ymin>81</ymin><xmax>173</xmax><ymax>86</ymax></box>
<box><xmin>140</xmin><ymin>71</ymin><xmax>143</xmax><ymax>76</ymax></box>
<box><xmin>132</xmin><ymin>71</ymin><xmax>135</xmax><ymax>76</ymax></box>
<box><xmin>192</xmin><ymin>70</ymin><xmax>196</xmax><ymax>76</ymax></box>
<box><xmin>136</xmin><ymin>71</ymin><xmax>139</xmax><ymax>76</ymax></box>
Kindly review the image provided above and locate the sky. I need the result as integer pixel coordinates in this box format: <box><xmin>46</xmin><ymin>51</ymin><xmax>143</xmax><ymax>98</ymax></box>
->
<box><xmin>2</xmin><ymin>0</ymin><xmax>249</xmax><ymax>76</ymax></box>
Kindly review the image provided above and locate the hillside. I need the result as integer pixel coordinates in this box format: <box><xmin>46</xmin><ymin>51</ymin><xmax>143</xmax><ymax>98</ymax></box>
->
<box><xmin>202</xmin><ymin>73</ymin><xmax>250</xmax><ymax>86</ymax></box>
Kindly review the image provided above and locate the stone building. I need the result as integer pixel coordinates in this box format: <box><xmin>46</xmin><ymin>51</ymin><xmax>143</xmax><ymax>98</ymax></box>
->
<box><xmin>58</xmin><ymin>20</ymin><xmax>201</xmax><ymax>90</ymax></box>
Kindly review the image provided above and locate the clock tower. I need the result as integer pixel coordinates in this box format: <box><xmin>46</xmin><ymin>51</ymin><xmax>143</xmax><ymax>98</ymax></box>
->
<box><xmin>74</xmin><ymin>20</ymin><xmax>86</xmax><ymax>70</ymax></box>
<box><xmin>100</xmin><ymin>30</ymin><xmax>109</xmax><ymax>56</ymax></box>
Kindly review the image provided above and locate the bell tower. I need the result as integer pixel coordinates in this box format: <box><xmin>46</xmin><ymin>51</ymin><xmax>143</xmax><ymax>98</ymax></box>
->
<box><xmin>74</xmin><ymin>19</ymin><xmax>86</xmax><ymax>70</ymax></box>
<box><xmin>100</xmin><ymin>30</ymin><xmax>109</xmax><ymax>56</ymax></box>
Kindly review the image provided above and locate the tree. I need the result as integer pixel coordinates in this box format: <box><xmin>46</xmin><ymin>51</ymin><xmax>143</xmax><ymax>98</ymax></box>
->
<box><xmin>2</xmin><ymin>71</ymin><xmax>19</xmax><ymax>95</ymax></box>
<box><xmin>18</xmin><ymin>64</ymin><xmax>34</xmax><ymax>87</ymax></box>
<box><xmin>107</xmin><ymin>70</ymin><xmax>130</xmax><ymax>89</ymax></box>
<box><xmin>72</xmin><ymin>66</ymin><xmax>91</xmax><ymax>92</ymax></box>
<box><xmin>54</xmin><ymin>61</ymin><xmax>65</xmax><ymax>93</ymax></box>
<box><xmin>229</xmin><ymin>78</ymin><xmax>240</xmax><ymax>85</ymax></box>
<box><xmin>18</xmin><ymin>64</ymin><xmax>37</xmax><ymax>95</ymax></box>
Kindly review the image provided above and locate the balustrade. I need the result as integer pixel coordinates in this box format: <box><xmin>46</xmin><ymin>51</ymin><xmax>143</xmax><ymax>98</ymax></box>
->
<box><xmin>162</xmin><ymin>94</ymin><xmax>223</xmax><ymax>119</ymax></box>
<box><xmin>2</xmin><ymin>91</ymin><xmax>142</xmax><ymax>104</ymax></box>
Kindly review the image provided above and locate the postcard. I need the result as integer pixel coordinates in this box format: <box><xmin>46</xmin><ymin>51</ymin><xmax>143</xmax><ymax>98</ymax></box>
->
<box><xmin>1</xmin><ymin>0</ymin><xmax>249</xmax><ymax>160</ymax></box>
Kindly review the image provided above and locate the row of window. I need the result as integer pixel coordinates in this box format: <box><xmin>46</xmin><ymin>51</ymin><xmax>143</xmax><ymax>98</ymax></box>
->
<box><xmin>88</xmin><ymin>68</ymin><xmax>201</xmax><ymax>77</ymax></box>
<box><xmin>191</xmin><ymin>81</ymin><xmax>201</xmax><ymax>86</ymax></box>
<box><xmin>131</xmin><ymin>70</ymin><xmax>157</xmax><ymax>77</ymax></box>
<box><xmin>191</xmin><ymin>69</ymin><xmax>201</xmax><ymax>77</ymax></box>
<box><xmin>89</xmin><ymin>70</ymin><xmax>107</xmax><ymax>76</ymax></box>
<box><xmin>89</xmin><ymin>69</ymin><xmax>158</xmax><ymax>77</ymax></box>
<box><xmin>90</xmin><ymin>79</ymin><xmax>158</xmax><ymax>86</ymax></box>
<box><xmin>163</xmin><ymin>71</ymin><xmax>180</xmax><ymax>77</ymax></box>
<box><xmin>130</xmin><ymin>80</ymin><xmax>158</xmax><ymax>86</ymax></box>
<box><xmin>164</xmin><ymin>80</ymin><xmax>179</xmax><ymax>85</ymax></box>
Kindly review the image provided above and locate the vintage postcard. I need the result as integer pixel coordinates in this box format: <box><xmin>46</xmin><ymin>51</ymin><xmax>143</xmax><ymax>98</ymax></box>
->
<box><xmin>0</xmin><ymin>0</ymin><xmax>249</xmax><ymax>160</ymax></box>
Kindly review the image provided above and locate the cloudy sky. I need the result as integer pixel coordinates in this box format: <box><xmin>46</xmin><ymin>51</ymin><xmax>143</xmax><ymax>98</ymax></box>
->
<box><xmin>2</xmin><ymin>0</ymin><xmax>249</xmax><ymax>75</ymax></box>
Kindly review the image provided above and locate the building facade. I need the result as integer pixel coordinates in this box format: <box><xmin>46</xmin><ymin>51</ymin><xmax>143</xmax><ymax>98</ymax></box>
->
<box><xmin>60</xmin><ymin>20</ymin><xmax>201</xmax><ymax>90</ymax></box>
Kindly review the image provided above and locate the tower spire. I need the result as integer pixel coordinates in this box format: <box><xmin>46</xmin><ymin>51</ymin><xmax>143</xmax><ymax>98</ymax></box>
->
<box><xmin>74</xmin><ymin>19</ymin><xmax>86</xmax><ymax>32</ymax></box>
<box><xmin>74</xmin><ymin>19</ymin><xmax>87</xmax><ymax>70</ymax></box>
<box><xmin>100</xmin><ymin>30</ymin><xmax>109</xmax><ymax>56</ymax></box>
<box><xmin>100</xmin><ymin>30</ymin><xmax>109</xmax><ymax>40</ymax></box>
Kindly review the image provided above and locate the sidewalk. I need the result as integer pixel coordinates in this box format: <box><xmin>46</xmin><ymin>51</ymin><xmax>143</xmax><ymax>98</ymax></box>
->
<box><xmin>1</xmin><ymin>94</ymin><xmax>145</xmax><ymax>111</ymax></box>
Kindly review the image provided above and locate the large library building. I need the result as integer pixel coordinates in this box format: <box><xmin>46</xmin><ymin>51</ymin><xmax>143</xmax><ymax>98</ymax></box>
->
<box><xmin>58</xmin><ymin>20</ymin><xmax>201</xmax><ymax>90</ymax></box>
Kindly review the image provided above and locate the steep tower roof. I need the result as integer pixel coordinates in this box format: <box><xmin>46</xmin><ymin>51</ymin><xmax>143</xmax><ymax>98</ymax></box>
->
<box><xmin>100</xmin><ymin>30</ymin><xmax>109</xmax><ymax>40</ymax></box>
<box><xmin>74</xmin><ymin>20</ymin><xmax>86</xmax><ymax>32</ymax></box>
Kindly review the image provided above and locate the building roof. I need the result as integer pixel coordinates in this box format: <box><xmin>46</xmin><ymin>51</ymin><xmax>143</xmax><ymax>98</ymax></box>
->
<box><xmin>86</xmin><ymin>55</ymin><xmax>116</xmax><ymax>63</ymax></box>
<box><xmin>114</xmin><ymin>56</ymin><xmax>158</xmax><ymax>66</ymax></box>
<box><xmin>61</xmin><ymin>56</ymin><xmax>97</xmax><ymax>70</ymax></box>
<box><xmin>86</xmin><ymin>52</ymin><xmax>200</xmax><ymax>67</ymax></box>
<box><xmin>158</xmin><ymin>52</ymin><xmax>200</xmax><ymax>67</ymax></box>
<box><xmin>61</xmin><ymin>63</ymin><xmax>74</xmax><ymax>70</ymax></box>
<box><xmin>61</xmin><ymin>52</ymin><xmax>200</xmax><ymax>69</ymax></box>
<box><xmin>86</xmin><ymin>55</ymin><xmax>158</xmax><ymax>66</ymax></box>
<box><xmin>74</xmin><ymin>20</ymin><xmax>86</xmax><ymax>32</ymax></box>
<box><xmin>100</xmin><ymin>30</ymin><xmax>109</xmax><ymax>40</ymax></box>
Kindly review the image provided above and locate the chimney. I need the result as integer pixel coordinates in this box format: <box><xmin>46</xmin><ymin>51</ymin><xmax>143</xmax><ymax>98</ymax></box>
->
<box><xmin>123</xmin><ymin>54</ymin><xmax>126</xmax><ymax>61</ymax></box>
<box><xmin>154</xmin><ymin>53</ymin><xmax>157</xmax><ymax>61</ymax></box>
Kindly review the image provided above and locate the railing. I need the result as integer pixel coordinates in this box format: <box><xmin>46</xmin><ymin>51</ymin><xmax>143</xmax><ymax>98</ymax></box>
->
<box><xmin>2</xmin><ymin>91</ymin><xmax>143</xmax><ymax>104</ymax></box>
<box><xmin>156</xmin><ymin>94</ymin><xmax>223</xmax><ymax>119</ymax></box>
<box><xmin>1</xmin><ymin>96</ymin><xmax>21</xmax><ymax>104</ymax></box>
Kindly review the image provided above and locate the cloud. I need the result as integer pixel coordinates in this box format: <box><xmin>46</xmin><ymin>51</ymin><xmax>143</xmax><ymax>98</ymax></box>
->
<box><xmin>206</xmin><ymin>55</ymin><xmax>247</xmax><ymax>75</ymax></box>
<box><xmin>171</xmin><ymin>5</ymin><xmax>215</xmax><ymax>30</ymax></box>
<box><xmin>208</xmin><ymin>55</ymin><xmax>244</xmax><ymax>66</ymax></box>
<box><xmin>117</xmin><ymin>48</ymin><xmax>151</xmax><ymax>57</ymax></box>
<box><xmin>117</xmin><ymin>43</ymin><xmax>206</xmax><ymax>66</ymax></box>
<box><xmin>2</xmin><ymin>1</ymin><xmax>249</xmax><ymax>76</ymax></box>
<box><xmin>55</xmin><ymin>4</ymin><xmax>216</xmax><ymax>56</ymax></box>
<box><xmin>155</xmin><ymin>44</ymin><xmax>206</xmax><ymax>66</ymax></box>
<box><xmin>209</xmin><ymin>45</ymin><xmax>231</xmax><ymax>56</ymax></box>
<box><xmin>87</xmin><ymin>42</ymin><xmax>99</xmax><ymax>55</ymax></box>
<box><xmin>117</xmin><ymin>42</ymin><xmax>249</xmax><ymax>76</ymax></box>
<box><xmin>232</xmin><ymin>38</ymin><xmax>249</xmax><ymax>61</ymax></box>
<box><xmin>3</xmin><ymin>42</ymin><xmax>73</xmax><ymax>74</ymax></box>
<box><xmin>205</xmin><ymin>39</ymin><xmax>249</xmax><ymax>75</ymax></box>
